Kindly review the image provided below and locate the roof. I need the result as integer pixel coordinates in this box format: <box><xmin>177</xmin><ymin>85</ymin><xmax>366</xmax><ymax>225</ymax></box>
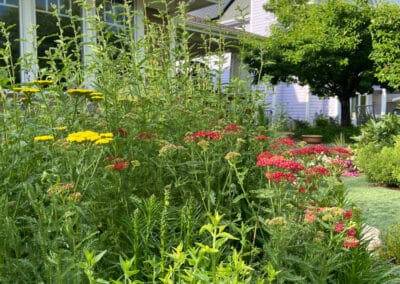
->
<box><xmin>219</xmin><ymin>0</ymin><xmax>250</xmax><ymax>23</ymax></box>
<box><xmin>187</xmin><ymin>0</ymin><xmax>232</xmax><ymax>20</ymax></box>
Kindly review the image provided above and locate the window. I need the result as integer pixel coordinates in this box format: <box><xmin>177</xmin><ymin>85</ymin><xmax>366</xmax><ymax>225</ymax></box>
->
<box><xmin>35</xmin><ymin>0</ymin><xmax>81</xmax><ymax>78</ymax></box>
<box><xmin>0</xmin><ymin>2</ymin><xmax>19</xmax><ymax>82</ymax></box>
<box><xmin>36</xmin><ymin>0</ymin><xmax>73</xmax><ymax>16</ymax></box>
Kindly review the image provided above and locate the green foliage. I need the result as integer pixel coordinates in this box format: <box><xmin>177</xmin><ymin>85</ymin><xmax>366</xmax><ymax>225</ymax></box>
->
<box><xmin>353</xmin><ymin>114</ymin><xmax>400</xmax><ymax>185</ymax></box>
<box><xmin>292</xmin><ymin>116</ymin><xmax>360</xmax><ymax>143</ymax></box>
<box><xmin>0</xmin><ymin>1</ymin><xmax>398</xmax><ymax>283</ymax></box>
<box><xmin>356</xmin><ymin>143</ymin><xmax>400</xmax><ymax>186</ymax></box>
<box><xmin>352</xmin><ymin>113</ymin><xmax>400</xmax><ymax>148</ymax></box>
<box><xmin>382</xmin><ymin>222</ymin><xmax>400</xmax><ymax>264</ymax></box>
<box><xmin>245</xmin><ymin>0</ymin><xmax>375</xmax><ymax>126</ymax></box>
<box><xmin>369</xmin><ymin>3</ymin><xmax>400</xmax><ymax>89</ymax></box>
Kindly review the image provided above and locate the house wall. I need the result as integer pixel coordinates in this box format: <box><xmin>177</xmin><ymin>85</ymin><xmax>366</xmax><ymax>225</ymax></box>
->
<box><xmin>248</xmin><ymin>0</ymin><xmax>339</xmax><ymax>123</ymax></box>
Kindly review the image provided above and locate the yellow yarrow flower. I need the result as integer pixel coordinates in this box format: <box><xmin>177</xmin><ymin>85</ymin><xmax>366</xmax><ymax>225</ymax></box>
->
<box><xmin>95</xmin><ymin>138</ymin><xmax>113</xmax><ymax>144</ymax></box>
<box><xmin>31</xmin><ymin>79</ymin><xmax>53</xmax><ymax>86</ymax></box>
<box><xmin>34</xmin><ymin>135</ymin><xmax>54</xmax><ymax>142</ymax></box>
<box><xmin>53</xmin><ymin>126</ymin><xmax>67</xmax><ymax>131</ymax></box>
<box><xmin>66</xmin><ymin>131</ymin><xmax>101</xmax><ymax>143</ymax></box>
<box><xmin>100</xmin><ymin>132</ymin><xmax>113</xmax><ymax>138</ymax></box>
<box><xmin>13</xmin><ymin>87</ymin><xmax>40</xmax><ymax>94</ymax></box>
<box><xmin>66</xmin><ymin>88</ymin><xmax>94</xmax><ymax>97</ymax></box>
<box><xmin>90</xmin><ymin>95</ymin><xmax>104</xmax><ymax>100</ymax></box>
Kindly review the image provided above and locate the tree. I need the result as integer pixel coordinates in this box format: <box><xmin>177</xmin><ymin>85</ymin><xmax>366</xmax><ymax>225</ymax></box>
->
<box><xmin>244</xmin><ymin>0</ymin><xmax>375</xmax><ymax>126</ymax></box>
<box><xmin>369</xmin><ymin>3</ymin><xmax>400</xmax><ymax>89</ymax></box>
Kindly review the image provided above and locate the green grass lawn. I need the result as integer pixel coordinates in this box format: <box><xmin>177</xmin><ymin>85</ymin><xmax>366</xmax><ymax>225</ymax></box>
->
<box><xmin>344</xmin><ymin>175</ymin><xmax>400</xmax><ymax>233</ymax></box>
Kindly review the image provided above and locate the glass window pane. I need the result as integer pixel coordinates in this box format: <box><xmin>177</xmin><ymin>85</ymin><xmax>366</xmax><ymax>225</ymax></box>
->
<box><xmin>0</xmin><ymin>5</ymin><xmax>20</xmax><ymax>82</ymax></box>
<box><xmin>36</xmin><ymin>0</ymin><xmax>46</xmax><ymax>10</ymax></box>
<box><xmin>6</xmin><ymin>0</ymin><xmax>18</xmax><ymax>6</ymax></box>
<box><xmin>36</xmin><ymin>7</ymin><xmax>81</xmax><ymax>77</ymax></box>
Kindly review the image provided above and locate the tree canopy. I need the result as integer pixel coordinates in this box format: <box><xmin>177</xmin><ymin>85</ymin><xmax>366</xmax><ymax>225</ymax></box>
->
<box><xmin>245</xmin><ymin>0</ymin><xmax>376</xmax><ymax>126</ymax></box>
<box><xmin>369</xmin><ymin>3</ymin><xmax>400</xmax><ymax>89</ymax></box>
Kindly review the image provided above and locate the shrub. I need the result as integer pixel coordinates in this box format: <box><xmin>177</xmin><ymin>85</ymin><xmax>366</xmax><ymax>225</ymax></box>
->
<box><xmin>292</xmin><ymin>116</ymin><xmax>360</xmax><ymax>143</ymax></box>
<box><xmin>381</xmin><ymin>221</ymin><xmax>400</xmax><ymax>264</ymax></box>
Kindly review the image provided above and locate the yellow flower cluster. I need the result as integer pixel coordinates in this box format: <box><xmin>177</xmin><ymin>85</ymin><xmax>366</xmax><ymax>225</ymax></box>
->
<box><xmin>31</xmin><ymin>79</ymin><xmax>53</xmax><ymax>86</ymax></box>
<box><xmin>13</xmin><ymin>87</ymin><xmax>40</xmax><ymax>94</ymax></box>
<box><xmin>34</xmin><ymin>135</ymin><xmax>54</xmax><ymax>142</ymax></box>
<box><xmin>66</xmin><ymin>88</ymin><xmax>94</xmax><ymax>97</ymax></box>
<box><xmin>90</xmin><ymin>92</ymin><xmax>104</xmax><ymax>100</ymax></box>
<box><xmin>53</xmin><ymin>126</ymin><xmax>67</xmax><ymax>131</ymax></box>
<box><xmin>66</xmin><ymin>131</ymin><xmax>113</xmax><ymax>144</ymax></box>
<box><xmin>117</xmin><ymin>97</ymin><xmax>138</xmax><ymax>103</ymax></box>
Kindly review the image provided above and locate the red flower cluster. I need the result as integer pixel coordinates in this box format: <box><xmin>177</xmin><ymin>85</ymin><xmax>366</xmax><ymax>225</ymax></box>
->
<box><xmin>334</xmin><ymin>222</ymin><xmax>345</xmax><ymax>233</ymax></box>
<box><xmin>328</xmin><ymin>147</ymin><xmax>352</xmax><ymax>157</ymax></box>
<box><xmin>304</xmin><ymin>208</ymin><xmax>317</xmax><ymax>223</ymax></box>
<box><xmin>184</xmin><ymin>130</ymin><xmax>222</xmax><ymax>141</ymax></box>
<box><xmin>105</xmin><ymin>156</ymin><xmax>129</xmax><ymax>171</ymax></box>
<box><xmin>344</xmin><ymin>209</ymin><xmax>353</xmax><ymax>219</ymax></box>
<box><xmin>274</xmin><ymin>137</ymin><xmax>296</xmax><ymax>147</ymax></box>
<box><xmin>136</xmin><ymin>132</ymin><xmax>156</xmax><ymax>139</ymax></box>
<box><xmin>343</xmin><ymin>236</ymin><xmax>360</xmax><ymax>248</ymax></box>
<box><xmin>256</xmin><ymin>151</ymin><xmax>274</xmax><ymax>166</ymax></box>
<box><xmin>288</xmin><ymin>145</ymin><xmax>328</xmax><ymax>156</ymax></box>
<box><xmin>118</xmin><ymin>127</ymin><xmax>129</xmax><ymax>136</ymax></box>
<box><xmin>304</xmin><ymin>166</ymin><xmax>330</xmax><ymax>177</ymax></box>
<box><xmin>258</xmin><ymin>156</ymin><xmax>304</xmax><ymax>172</ymax></box>
<box><xmin>224</xmin><ymin>123</ymin><xmax>240</xmax><ymax>133</ymax></box>
<box><xmin>266</xmin><ymin>171</ymin><xmax>296</xmax><ymax>183</ymax></box>
<box><xmin>254</xmin><ymin>135</ymin><xmax>269</xmax><ymax>141</ymax></box>
<box><xmin>113</xmin><ymin>161</ymin><xmax>129</xmax><ymax>170</ymax></box>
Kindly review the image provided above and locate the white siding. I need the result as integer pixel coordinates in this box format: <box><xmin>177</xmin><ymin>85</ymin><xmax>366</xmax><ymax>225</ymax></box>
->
<box><xmin>248</xmin><ymin>0</ymin><xmax>339</xmax><ymax>122</ymax></box>
<box><xmin>250</xmin><ymin>0</ymin><xmax>275</xmax><ymax>36</ymax></box>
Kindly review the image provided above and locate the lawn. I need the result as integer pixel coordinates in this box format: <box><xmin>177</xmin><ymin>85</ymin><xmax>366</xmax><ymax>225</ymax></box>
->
<box><xmin>344</xmin><ymin>174</ymin><xmax>400</xmax><ymax>232</ymax></box>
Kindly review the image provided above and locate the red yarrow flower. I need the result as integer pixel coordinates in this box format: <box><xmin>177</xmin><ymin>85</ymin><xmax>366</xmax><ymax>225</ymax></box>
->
<box><xmin>256</xmin><ymin>151</ymin><xmax>275</xmax><ymax>166</ymax></box>
<box><xmin>184</xmin><ymin>130</ymin><xmax>222</xmax><ymax>142</ymax></box>
<box><xmin>304</xmin><ymin>166</ymin><xmax>331</xmax><ymax>177</ymax></box>
<box><xmin>118</xmin><ymin>127</ymin><xmax>129</xmax><ymax>136</ymax></box>
<box><xmin>288</xmin><ymin>145</ymin><xmax>328</xmax><ymax>156</ymax></box>
<box><xmin>254</xmin><ymin>135</ymin><xmax>269</xmax><ymax>141</ymax></box>
<box><xmin>328</xmin><ymin>147</ymin><xmax>352</xmax><ymax>157</ymax></box>
<box><xmin>266</xmin><ymin>171</ymin><xmax>296</xmax><ymax>183</ymax></box>
<box><xmin>347</xmin><ymin>228</ymin><xmax>357</xmax><ymax>236</ymax></box>
<box><xmin>343</xmin><ymin>236</ymin><xmax>360</xmax><ymax>248</ymax></box>
<box><xmin>344</xmin><ymin>209</ymin><xmax>353</xmax><ymax>219</ymax></box>
<box><xmin>113</xmin><ymin>161</ymin><xmax>129</xmax><ymax>170</ymax></box>
<box><xmin>304</xmin><ymin>209</ymin><xmax>317</xmax><ymax>223</ymax></box>
<box><xmin>297</xmin><ymin>186</ymin><xmax>307</xmax><ymax>193</ymax></box>
<box><xmin>334</xmin><ymin>222</ymin><xmax>345</xmax><ymax>233</ymax></box>
<box><xmin>274</xmin><ymin>137</ymin><xmax>296</xmax><ymax>147</ymax></box>
<box><xmin>258</xmin><ymin>156</ymin><xmax>304</xmax><ymax>172</ymax></box>
<box><xmin>136</xmin><ymin>132</ymin><xmax>156</xmax><ymax>139</ymax></box>
<box><xmin>224</xmin><ymin>123</ymin><xmax>240</xmax><ymax>133</ymax></box>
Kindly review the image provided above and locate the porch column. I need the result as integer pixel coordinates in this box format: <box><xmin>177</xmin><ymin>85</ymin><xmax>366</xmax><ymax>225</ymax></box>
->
<box><xmin>336</xmin><ymin>96</ymin><xmax>341</xmax><ymax>123</ymax></box>
<box><xmin>357</xmin><ymin>93</ymin><xmax>362</xmax><ymax>108</ymax></box>
<box><xmin>271</xmin><ymin>86</ymin><xmax>277</xmax><ymax>121</ymax></box>
<box><xmin>305</xmin><ymin>86</ymin><xmax>310</xmax><ymax>123</ymax></box>
<box><xmin>19</xmin><ymin>1</ymin><xmax>37</xmax><ymax>82</ymax></box>
<box><xmin>82</xmin><ymin>0</ymin><xmax>97</xmax><ymax>87</ymax></box>
<box><xmin>381</xmin><ymin>88</ymin><xmax>387</xmax><ymax>117</ymax></box>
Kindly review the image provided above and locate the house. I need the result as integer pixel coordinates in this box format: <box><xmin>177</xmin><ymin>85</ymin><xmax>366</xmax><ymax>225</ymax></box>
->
<box><xmin>0</xmin><ymin>0</ymin><xmax>244</xmax><ymax>84</ymax></box>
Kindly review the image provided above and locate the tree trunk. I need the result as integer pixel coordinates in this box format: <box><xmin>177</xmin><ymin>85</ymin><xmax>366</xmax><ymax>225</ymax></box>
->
<box><xmin>339</xmin><ymin>96</ymin><xmax>351</xmax><ymax>127</ymax></box>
